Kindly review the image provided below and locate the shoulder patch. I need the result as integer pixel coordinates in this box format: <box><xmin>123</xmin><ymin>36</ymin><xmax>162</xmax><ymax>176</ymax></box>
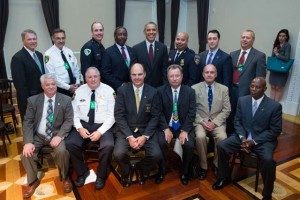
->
<box><xmin>194</xmin><ymin>54</ymin><xmax>200</xmax><ymax>64</ymax></box>
<box><xmin>84</xmin><ymin>49</ymin><xmax>91</xmax><ymax>56</ymax></box>
<box><xmin>72</xmin><ymin>92</ymin><xmax>76</xmax><ymax>100</ymax></box>
<box><xmin>44</xmin><ymin>56</ymin><xmax>49</xmax><ymax>63</ymax></box>
<box><xmin>113</xmin><ymin>92</ymin><xmax>116</xmax><ymax>99</ymax></box>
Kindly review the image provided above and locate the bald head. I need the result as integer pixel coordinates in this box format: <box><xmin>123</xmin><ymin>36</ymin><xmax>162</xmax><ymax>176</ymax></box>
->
<box><xmin>250</xmin><ymin>77</ymin><xmax>267</xmax><ymax>100</ymax></box>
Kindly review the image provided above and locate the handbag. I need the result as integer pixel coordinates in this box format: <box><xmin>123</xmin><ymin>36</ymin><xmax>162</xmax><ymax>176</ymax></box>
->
<box><xmin>267</xmin><ymin>56</ymin><xmax>294</xmax><ymax>73</ymax></box>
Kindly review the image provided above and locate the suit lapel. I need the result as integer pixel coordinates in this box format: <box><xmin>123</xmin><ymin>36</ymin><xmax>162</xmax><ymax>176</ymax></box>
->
<box><xmin>199</xmin><ymin>83</ymin><xmax>209</xmax><ymax>113</ymax></box>
<box><xmin>142</xmin><ymin>41</ymin><xmax>152</xmax><ymax>68</ymax></box>
<box><xmin>53</xmin><ymin>94</ymin><xmax>61</xmax><ymax>123</ymax></box>
<box><xmin>153</xmin><ymin>41</ymin><xmax>160</xmax><ymax>67</ymax></box>
<box><xmin>22</xmin><ymin>48</ymin><xmax>43</xmax><ymax>75</ymax></box>
<box><xmin>241</xmin><ymin>49</ymin><xmax>255</xmax><ymax>76</ymax></box>
<box><xmin>138</xmin><ymin>85</ymin><xmax>149</xmax><ymax>117</ymax></box>
<box><xmin>114</xmin><ymin>44</ymin><xmax>128</xmax><ymax>69</ymax></box>
<box><xmin>128</xmin><ymin>84</ymin><xmax>138</xmax><ymax>115</ymax></box>
<box><xmin>253</xmin><ymin>96</ymin><xmax>267</xmax><ymax>119</ymax></box>
<box><xmin>36</xmin><ymin>94</ymin><xmax>45</xmax><ymax>126</ymax></box>
<box><xmin>212</xmin><ymin>49</ymin><xmax>222</xmax><ymax>65</ymax></box>
<box><xmin>211</xmin><ymin>83</ymin><xmax>219</xmax><ymax>113</ymax></box>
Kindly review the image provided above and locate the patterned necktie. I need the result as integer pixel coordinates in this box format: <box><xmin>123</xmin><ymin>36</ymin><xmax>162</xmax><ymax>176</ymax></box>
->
<box><xmin>135</xmin><ymin>88</ymin><xmax>140</xmax><ymax>112</ymax></box>
<box><xmin>172</xmin><ymin>90</ymin><xmax>181</xmax><ymax>130</ymax></box>
<box><xmin>88</xmin><ymin>90</ymin><xmax>95</xmax><ymax>124</ymax></box>
<box><xmin>149</xmin><ymin>44</ymin><xmax>154</xmax><ymax>67</ymax></box>
<box><xmin>207</xmin><ymin>52</ymin><xmax>213</xmax><ymax>64</ymax></box>
<box><xmin>33</xmin><ymin>52</ymin><xmax>43</xmax><ymax>73</ymax></box>
<box><xmin>121</xmin><ymin>46</ymin><xmax>129</xmax><ymax>67</ymax></box>
<box><xmin>208</xmin><ymin>85</ymin><xmax>213</xmax><ymax>112</ymax></box>
<box><xmin>233</xmin><ymin>51</ymin><xmax>247</xmax><ymax>84</ymax></box>
<box><xmin>252</xmin><ymin>101</ymin><xmax>258</xmax><ymax>116</ymax></box>
<box><xmin>45</xmin><ymin>99</ymin><xmax>53</xmax><ymax>141</ymax></box>
<box><xmin>61</xmin><ymin>50</ymin><xmax>75</xmax><ymax>84</ymax></box>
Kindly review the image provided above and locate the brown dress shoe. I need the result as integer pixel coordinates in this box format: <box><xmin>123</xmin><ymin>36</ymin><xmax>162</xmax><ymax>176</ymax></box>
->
<box><xmin>63</xmin><ymin>178</ymin><xmax>73</xmax><ymax>193</ymax></box>
<box><xmin>23</xmin><ymin>179</ymin><xmax>40</xmax><ymax>198</ymax></box>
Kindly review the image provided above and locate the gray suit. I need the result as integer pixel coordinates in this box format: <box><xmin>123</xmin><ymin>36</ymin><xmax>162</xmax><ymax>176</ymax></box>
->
<box><xmin>21</xmin><ymin>93</ymin><xmax>73</xmax><ymax>184</ymax></box>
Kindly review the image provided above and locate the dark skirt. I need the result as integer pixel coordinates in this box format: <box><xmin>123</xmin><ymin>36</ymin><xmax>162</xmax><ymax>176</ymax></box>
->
<box><xmin>269</xmin><ymin>71</ymin><xmax>289</xmax><ymax>87</ymax></box>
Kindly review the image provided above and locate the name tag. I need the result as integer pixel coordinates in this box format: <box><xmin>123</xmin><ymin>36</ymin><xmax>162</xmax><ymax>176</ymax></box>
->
<box><xmin>64</xmin><ymin>62</ymin><xmax>70</xmax><ymax>70</ymax></box>
<box><xmin>49</xmin><ymin>113</ymin><xmax>54</xmax><ymax>122</ymax></box>
<box><xmin>90</xmin><ymin>101</ymin><xmax>96</xmax><ymax>109</ymax></box>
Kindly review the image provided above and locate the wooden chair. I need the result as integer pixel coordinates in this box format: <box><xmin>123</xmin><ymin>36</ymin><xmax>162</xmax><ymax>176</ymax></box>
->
<box><xmin>230</xmin><ymin>151</ymin><xmax>260</xmax><ymax>192</ymax></box>
<box><xmin>0</xmin><ymin>120</ymin><xmax>10</xmax><ymax>156</ymax></box>
<box><xmin>0</xmin><ymin>79</ymin><xmax>18</xmax><ymax>134</ymax></box>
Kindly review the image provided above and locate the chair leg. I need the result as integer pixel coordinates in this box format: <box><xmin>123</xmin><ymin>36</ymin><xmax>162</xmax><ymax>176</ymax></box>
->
<box><xmin>12</xmin><ymin>113</ymin><xmax>18</xmax><ymax>134</ymax></box>
<box><xmin>230</xmin><ymin>154</ymin><xmax>237</xmax><ymax>179</ymax></box>
<box><xmin>1</xmin><ymin>130</ymin><xmax>8</xmax><ymax>157</ymax></box>
<box><xmin>255</xmin><ymin>159</ymin><xmax>260</xmax><ymax>192</ymax></box>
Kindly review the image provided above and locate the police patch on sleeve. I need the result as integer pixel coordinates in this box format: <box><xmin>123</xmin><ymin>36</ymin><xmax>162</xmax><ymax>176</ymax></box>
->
<box><xmin>194</xmin><ymin>54</ymin><xmax>200</xmax><ymax>64</ymax></box>
<box><xmin>113</xmin><ymin>92</ymin><xmax>116</xmax><ymax>99</ymax></box>
<box><xmin>84</xmin><ymin>49</ymin><xmax>91</xmax><ymax>56</ymax></box>
<box><xmin>44</xmin><ymin>55</ymin><xmax>49</xmax><ymax>63</ymax></box>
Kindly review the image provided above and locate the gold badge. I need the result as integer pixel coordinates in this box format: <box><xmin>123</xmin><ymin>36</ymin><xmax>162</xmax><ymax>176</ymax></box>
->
<box><xmin>134</xmin><ymin>128</ymin><xmax>139</xmax><ymax>133</ymax></box>
<box><xmin>180</xmin><ymin>59</ymin><xmax>184</xmax><ymax>66</ymax></box>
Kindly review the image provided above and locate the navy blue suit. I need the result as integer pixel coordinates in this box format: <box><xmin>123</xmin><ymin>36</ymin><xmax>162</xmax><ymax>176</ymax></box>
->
<box><xmin>101</xmin><ymin>44</ymin><xmax>136</xmax><ymax>91</ymax></box>
<box><xmin>198</xmin><ymin>49</ymin><xmax>233</xmax><ymax>88</ymax></box>
<box><xmin>168</xmin><ymin>48</ymin><xmax>199</xmax><ymax>86</ymax></box>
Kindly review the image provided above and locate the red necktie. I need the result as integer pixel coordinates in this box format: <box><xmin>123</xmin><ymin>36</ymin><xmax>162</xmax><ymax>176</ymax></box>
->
<box><xmin>149</xmin><ymin>44</ymin><xmax>154</xmax><ymax>67</ymax></box>
<box><xmin>121</xmin><ymin>46</ymin><xmax>127</xmax><ymax>59</ymax></box>
<box><xmin>232</xmin><ymin>51</ymin><xmax>247</xmax><ymax>84</ymax></box>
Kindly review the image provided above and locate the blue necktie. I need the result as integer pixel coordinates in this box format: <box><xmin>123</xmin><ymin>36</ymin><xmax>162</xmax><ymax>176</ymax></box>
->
<box><xmin>172</xmin><ymin>90</ymin><xmax>181</xmax><ymax>131</ymax></box>
<box><xmin>208</xmin><ymin>85</ymin><xmax>213</xmax><ymax>112</ymax></box>
<box><xmin>33</xmin><ymin>52</ymin><xmax>43</xmax><ymax>73</ymax></box>
<box><xmin>207</xmin><ymin>52</ymin><xmax>213</xmax><ymax>64</ymax></box>
<box><xmin>252</xmin><ymin>101</ymin><xmax>258</xmax><ymax>116</ymax></box>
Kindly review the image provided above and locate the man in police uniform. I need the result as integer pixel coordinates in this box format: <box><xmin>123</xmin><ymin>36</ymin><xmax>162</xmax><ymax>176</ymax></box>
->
<box><xmin>168</xmin><ymin>32</ymin><xmax>198</xmax><ymax>86</ymax></box>
<box><xmin>65</xmin><ymin>67</ymin><xmax>115</xmax><ymax>190</ymax></box>
<box><xmin>80</xmin><ymin>22</ymin><xmax>105</xmax><ymax>83</ymax></box>
<box><xmin>44</xmin><ymin>28</ymin><xmax>81</xmax><ymax>97</ymax></box>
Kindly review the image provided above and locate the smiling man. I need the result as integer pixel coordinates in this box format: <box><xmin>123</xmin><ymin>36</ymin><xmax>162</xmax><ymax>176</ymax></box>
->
<box><xmin>213</xmin><ymin>77</ymin><xmax>282</xmax><ymax>200</ymax></box>
<box><xmin>44</xmin><ymin>28</ymin><xmax>81</xmax><ymax>97</ymax></box>
<box><xmin>168</xmin><ymin>32</ymin><xmax>198</xmax><ymax>86</ymax></box>
<box><xmin>133</xmin><ymin>21</ymin><xmax>168</xmax><ymax>87</ymax></box>
<box><xmin>80</xmin><ymin>22</ymin><xmax>106</xmax><ymax>82</ymax></box>
<box><xmin>101</xmin><ymin>26</ymin><xmax>136</xmax><ymax>91</ymax></box>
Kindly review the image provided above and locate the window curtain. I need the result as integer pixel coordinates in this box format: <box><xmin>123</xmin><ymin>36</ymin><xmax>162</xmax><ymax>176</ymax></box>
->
<box><xmin>0</xmin><ymin>0</ymin><xmax>8</xmax><ymax>79</ymax></box>
<box><xmin>170</xmin><ymin>0</ymin><xmax>180</xmax><ymax>50</ymax></box>
<box><xmin>197</xmin><ymin>0</ymin><xmax>209</xmax><ymax>53</ymax></box>
<box><xmin>116</xmin><ymin>0</ymin><xmax>126</xmax><ymax>27</ymax></box>
<box><xmin>156</xmin><ymin>0</ymin><xmax>165</xmax><ymax>43</ymax></box>
<box><xmin>41</xmin><ymin>0</ymin><xmax>60</xmax><ymax>37</ymax></box>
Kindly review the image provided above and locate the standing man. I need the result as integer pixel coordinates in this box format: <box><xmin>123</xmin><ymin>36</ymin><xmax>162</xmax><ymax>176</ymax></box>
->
<box><xmin>227</xmin><ymin>30</ymin><xmax>266</xmax><ymax>135</ymax></box>
<box><xmin>133</xmin><ymin>21</ymin><xmax>168</xmax><ymax>88</ymax></box>
<box><xmin>21</xmin><ymin>74</ymin><xmax>73</xmax><ymax>198</ymax></box>
<box><xmin>80</xmin><ymin>22</ymin><xmax>105</xmax><ymax>83</ymax></box>
<box><xmin>168</xmin><ymin>32</ymin><xmax>198</xmax><ymax>86</ymax></box>
<box><xmin>65</xmin><ymin>67</ymin><xmax>115</xmax><ymax>190</ymax></box>
<box><xmin>192</xmin><ymin>64</ymin><xmax>231</xmax><ymax>180</ymax></box>
<box><xmin>11</xmin><ymin>29</ymin><xmax>45</xmax><ymax>123</ymax></box>
<box><xmin>44</xmin><ymin>28</ymin><xmax>81</xmax><ymax>97</ymax></box>
<box><xmin>157</xmin><ymin>64</ymin><xmax>196</xmax><ymax>185</ymax></box>
<box><xmin>213</xmin><ymin>77</ymin><xmax>282</xmax><ymax>200</ymax></box>
<box><xmin>101</xmin><ymin>26</ymin><xmax>136</xmax><ymax>91</ymax></box>
<box><xmin>114</xmin><ymin>63</ymin><xmax>162</xmax><ymax>187</ymax></box>
<box><xmin>198</xmin><ymin>30</ymin><xmax>233</xmax><ymax>88</ymax></box>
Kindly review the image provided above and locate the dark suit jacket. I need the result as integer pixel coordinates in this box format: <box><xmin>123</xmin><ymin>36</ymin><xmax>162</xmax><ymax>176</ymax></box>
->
<box><xmin>199</xmin><ymin>49</ymin><xmax>233</xmax><ymax>88</ymax></box>
<box><xmin>230</xmin><ymin>48</ymin><xmax>266</xmax><ymax>96</ymax></box>
<box><xmin>10</xmin><ymin>47</ymin><xmax>45</xmax><ymax>120</ymax></box>
<box><xmin>114</xmin><ymin>83</ymin><xmax>160</xmax><ymax>138</ymax></box>
<box><xmin>168</xmin><ymin>48</ymin><xmax>199</xmax><ymax>86</ymax></box>
<box><xmin>22</xmin><ymin>93</ymin><xmax>73</xmax><ymax>144</ymax></box>
<box><xmin>133</xmin><ymin>41</ymin><xmax>168</xmax><ymax>87</ymax></box>
<box><xmin>158</xmin><ymin>84</ymin><xmax>196</xmax><ymax>134</ymax></box>
<box><xmin>234</xmin><ymin>95</ymin><xmax>282</xmax><ymax>147</ymax></box>
<box><xmin>101</xmin><ymin>44</ymin><xmax>136</xmax><ymax>91</ymax></box>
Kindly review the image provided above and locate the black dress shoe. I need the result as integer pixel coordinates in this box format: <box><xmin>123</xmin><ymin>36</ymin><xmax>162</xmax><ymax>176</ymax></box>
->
<box><xmin>212</xmin><ymin>178</ymin><xmax>230</xmax><ymax>190</ymax></box>
<box><xmin>75</xmin><ymin>170</ymin><xmax>90</xmax><ymax>187</ymax></box>
<box><xmin>122</xmin><ymin>169</ymin><xmax>133</xmax><ymax>188</ymax></box>
<box><xmin>199</xmin><ymin>168</ymin><xmax>207</xmax><ymax>180</ymax></box>
<box><xmin>95</xmin><ymin>177</ymin><xmax>105</xmax><ymax>190</ymax></box>
<box><xmin>136</xmin><ymin>165</ymin><xmax>145</xmax><ymax>185</ymax></box>
<box><xmin>155</xmin><ymin>174</ymin><xmax>165</xmax><ymax>184</ymax></box>
<box><xmin>180</xmin><ymin>174</ymin><xmax>189</xmax><ymax>185</ymax></box>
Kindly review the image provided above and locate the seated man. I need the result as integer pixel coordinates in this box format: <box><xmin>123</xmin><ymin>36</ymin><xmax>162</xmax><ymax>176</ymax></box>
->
<box><xmin>213</xmin><ymin>77</ymin><xmax>282</xmax><ymax>200</ymax></box>
<box><xmin>65</xmin><ymin>67</ymin><xmax>115</xmax><ymax>190</ymax></box>
<box><xmin>192</xmin><ymin>64</ymin><xmax>231</xmax><ymax>180</ymax></box>
<box><xmin>114</xmin><ymin>63</ymin><xmax>162</xmax><ymax>187</ymax></box>
<box><xmin>157</xmin><ymin>64</ymin><xmax>196</xmax><ymax>185</ymax></box>
<box><xmin>21</xmin><ymin>74</ymin><xmax>73</xmax><ymax>198</ymax></box>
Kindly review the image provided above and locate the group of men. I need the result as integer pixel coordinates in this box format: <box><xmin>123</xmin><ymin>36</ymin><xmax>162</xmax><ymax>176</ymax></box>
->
<box><xmin>11</xmin><ymin>21</ymin><xmax>282</xmax><ymax>200</ymax></box>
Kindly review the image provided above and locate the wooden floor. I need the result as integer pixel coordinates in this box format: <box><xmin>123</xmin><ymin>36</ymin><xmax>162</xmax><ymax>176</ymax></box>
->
<box><xmin>0</xmin><ymin>114</ymin><xmax>299</xmax><ymax>200</ymax></box>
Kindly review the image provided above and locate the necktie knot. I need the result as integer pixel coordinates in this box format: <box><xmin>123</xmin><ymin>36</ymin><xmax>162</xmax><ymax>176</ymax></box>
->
<box><xmin>207</xmin><ymin>52</ymin><xmax>213</xmax><ymax>64</ymax></box>
<box><xmin>48</xmin><ymin>99</ymin><xmax>53</xmax><ymax>103</ymax></box>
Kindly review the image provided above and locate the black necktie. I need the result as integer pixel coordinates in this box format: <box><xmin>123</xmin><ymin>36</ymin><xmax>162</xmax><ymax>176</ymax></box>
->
<box><xmin>175</xmin><ymin>52</ymin><xmax>180</xmax><ymax>61</ymax></box>
<box><xmin>88</xmin><ymin>90</ymin><xmax>95</xmax><ymax>124</ymax></box>
<box><xmin>149</xmin><ymin>44</ymin><xmax>154</xmax><ymax>67</ymax></box>
<box><xmin>208</xmin><ymin>85</ymin><xmax>213</xmax><ymax>112</ymax></box>
<box><xmin>61</xmin><ymin>50</ymin><xmax>75</xmax><ymax>84</ymax></box>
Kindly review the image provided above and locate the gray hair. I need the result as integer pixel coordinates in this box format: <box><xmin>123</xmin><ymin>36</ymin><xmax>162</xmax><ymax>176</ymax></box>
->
<box><xmin>167</xmin><ymin>64</ymin><xmax>183</xmax><ymax>75</ymax></box>
<box><xmin>40</xmin><ymin>74</ymin><xmax>57</xmax><ymax>85</ymax></box>
<box><xmin>244</xmin><ymin>29</ymin><xmax>255</xmax><ymax>40</ymax></box>
<box><xmin>21</xmin><ymin>29</ymin><xmax>37</xmax><ymax>40</ymax></box>
<box><xmin>85</xmin><ymin>66</ymin><xmax>100</xmax><ymax>78</ymax></box>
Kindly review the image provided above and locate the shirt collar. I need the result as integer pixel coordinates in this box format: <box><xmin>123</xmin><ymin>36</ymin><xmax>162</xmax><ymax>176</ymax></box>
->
<box><xmin>252</xmin><ymin>95</ymin><xmax>264</xmax><ymax>105</ymax></box>
<box><xmin>44</xmin><ymin>94</ymin><xmax>56</xmax><ymax>104</ymax></box>
<box><xmin>133</xmin><ymin>84</ymin><xmax>144</xmax><ymax>94</ymax></box>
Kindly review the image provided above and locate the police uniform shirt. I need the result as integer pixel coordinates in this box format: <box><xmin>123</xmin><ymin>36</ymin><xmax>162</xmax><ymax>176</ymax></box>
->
<box><xmin>37</xmin><ymin>94</ymin><xmax>56</xmax><ymax>137</ymax></box>
<box><xmin>80</xmin><ymin>38</ymin><xmax>105</xmax><ymax>75</ymax></box>
<box><xmin>44</xmin><ymin>45</ymin><xmax>80</xmax><ymax>90</ymax></box>
<box><xmin>72</xmin><ymin>83</ymin><xmax>116</xmax><ymax>134</ymax></box>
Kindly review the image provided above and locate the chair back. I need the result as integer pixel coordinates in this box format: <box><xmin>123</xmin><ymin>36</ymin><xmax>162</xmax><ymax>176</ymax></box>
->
<box><xmin>0</xmin><ymin>79</ymin><xmax>14</xmax><ymax>105</ymax></box>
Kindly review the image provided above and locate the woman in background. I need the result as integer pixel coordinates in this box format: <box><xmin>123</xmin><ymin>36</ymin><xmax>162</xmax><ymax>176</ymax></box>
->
<box><xmin>269</xmin><ymin>29</ymin><xmax>291</xmax><ymax>102</ymax></box>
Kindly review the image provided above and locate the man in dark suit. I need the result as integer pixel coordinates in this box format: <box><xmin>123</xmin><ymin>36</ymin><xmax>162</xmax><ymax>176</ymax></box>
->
<box><xmin>101</xmin><ymin>26</ymin><xmax>136</xmax><ymax>91</ymax></box>
<box><xmin>133</xmin><ymin>21</ymin><xmax>168</xmax><ymax>87</ymax></box>
<box><xmin>213</xmin><ymin>77</ymin><xmax>282</xmax><ymax>200</ymax></box>
<box><xmin>157</xmin><ymin>64</ymin><xmax>196</xmax><ymax>185</ymax></box>
<box><xmin>114</xmin><ymin>63</ymin><xmax>162</xmax><ymax>187</ymax></box>
<box><xmin>21</xmin><ymin>74</ymin><xmax>73</xmax><ymax>198</ymax></box>
<box><xmin>198</xmin><ymin>30</ymin><xmax>232</xmax><ymax>88</ymax></box>
<box><xmin>227</xmin><ymin>30</ymin><xmax>266</xmax><ymax>135</ymax></box>
<box><xmin>11</xmin><ymin>29</ymin><xmax>45</xmax><ymax>123</ymax></box>
<box><xmin>168</xmin><ymin>32</ymin><xmax>198</xmax><ymax>86</ymax></box>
